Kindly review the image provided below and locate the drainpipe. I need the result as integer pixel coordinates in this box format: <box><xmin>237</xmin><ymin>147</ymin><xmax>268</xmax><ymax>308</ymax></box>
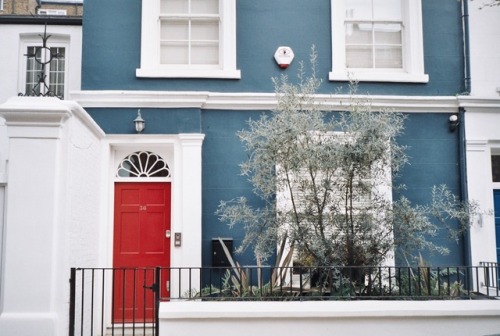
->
<box><xmin>459</xmin><ymin>107</ymin><xmax>471</xmax><ymax>267</ymax></box>
<box><xmin>460</xmin><ymin>0</ymin><xmax>472</xmax><ymax>267</ymax></box>
<box><xmin>462</xmin><ymin>0</ymin><xmax>471</xmax><ymax>94</ymax></box>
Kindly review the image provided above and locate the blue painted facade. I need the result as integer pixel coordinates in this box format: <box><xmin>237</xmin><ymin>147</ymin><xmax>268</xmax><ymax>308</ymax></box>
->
<box><xmin>82</xmin><ymin>0</ymin><xmax>465</xmax><ymax>96</ymax></box>
<box><xmin>82</xmin><ymin>0</ymin><xmax>467</xmax><ymax>266</ymax></box>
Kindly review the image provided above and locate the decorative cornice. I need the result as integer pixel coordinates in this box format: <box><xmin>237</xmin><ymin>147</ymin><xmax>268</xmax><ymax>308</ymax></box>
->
<box><xmin>458</xmin><ymin>96</ymin><xmax>500</xmax><ymax>113</ymax></box>
<box><xmin>0</xmin><ymin>96</ymin><xmax>104</xmax><ymax>139</ymax></box>
<box><xmin>466</xmin><ymin>140</ymin><xmax>488</xmax><ymax>152</ymax></box>
<box><xmin>178</xmin><ymin>133</ymin><xmax>206</xmax><ymax>146</ymax></box>
<box><xmin>70</xmin><ymin>91</ymin><xmax>211</xmax><ymax>109</ymax></box>
<box><xmin>63</xmin><ymin>100</ymin><xmax>105</xmax><ymax>139</ymax></box>
<box><xmin>69</xmin><ymin>90</ymin><xmax>483</xmax><ymax>113</ymax></box>
<box><xmin>0</xmin><ymin>97</ymin><xmax>71</xmax><ymax>127</ymax></box>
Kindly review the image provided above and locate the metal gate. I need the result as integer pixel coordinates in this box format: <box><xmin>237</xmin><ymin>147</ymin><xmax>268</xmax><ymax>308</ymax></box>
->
<box><xmin>69</xmin><ymin>267</ymin><xmax>160</xmax><ymax>336</ymax></box>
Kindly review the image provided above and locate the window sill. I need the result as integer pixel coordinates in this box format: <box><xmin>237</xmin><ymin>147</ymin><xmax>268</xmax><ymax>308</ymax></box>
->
<box><xmin>136</xmin><ymin>68</ymin><xmax>241</xmax><ymax>79</ymax></box>
<box><xmin>329</xmin><ymin>71</ymin><xmax>429</xmax><ymax>83</ymax></box>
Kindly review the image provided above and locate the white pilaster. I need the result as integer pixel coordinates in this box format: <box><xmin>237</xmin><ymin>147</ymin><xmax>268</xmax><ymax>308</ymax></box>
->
<box><xmin>0</xmin><ymin>97</ymin><xmax>71</xmax><ymax>336</ymax></box>
<box><xmin>177</xmin><ymin>133</ymin><xmax>205</xmax><ymax>268</ymax></box>
<box><xmin>465</xmin><ymin>140</ymin><xmax>496</xmax><ymax>267</ymax></box>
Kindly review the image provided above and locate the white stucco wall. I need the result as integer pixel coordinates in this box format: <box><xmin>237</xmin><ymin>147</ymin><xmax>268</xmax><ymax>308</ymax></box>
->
<box><xmin>0</xmin><ymin>24</ymin><xmax>82</xmax><ymax>104</ymax></box>
<box><xmin>65</xmin><ymin>102</ymin><xmax>105</xmax><ymax>269</ymax></box>
<box><xmin>462</xmin><ymin>101</ymin><xmax>500</xmax><ymax>266</ymax></box>
<box><xmin>160</xmin><ymin>301</ymin><xmax>500</xmax><ymax>336</ymax></box>
<box><xmin>468</xmin><ymin>1</ymin><xmax>500</xmax><ymax>96</ymax></box>
<box><xmin>0</xmin><ymin>97</ymin><xmax>103</xmax><ymax>336</ymax></box>
<box><xmin>0</xmin><ymin>117</ymin><xmax>7</xmax><ymax>306</ymax></box>
<box><xmin>464</xmin><ymin>0</ymin><xmax>500</xmax><ymax>266</ymax></box>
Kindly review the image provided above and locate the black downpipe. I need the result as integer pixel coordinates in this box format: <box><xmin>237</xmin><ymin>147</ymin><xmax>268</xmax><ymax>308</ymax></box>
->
<box><xmin>462</xmin><ymin>0</ymin><xmax>471</xmax><ymax>94</ymax></box>
<box><xmin>459</xmin><ymin>107</ymin><xmax>472</xmax><ymax>268</ymax></box>
<box><xmin>460</xmin><ymin>0</ymin><xmax>472</xmax><ymax>268</ymax></box>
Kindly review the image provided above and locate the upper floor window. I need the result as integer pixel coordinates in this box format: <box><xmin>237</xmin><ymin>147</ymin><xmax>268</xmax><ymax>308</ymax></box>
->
<box><xmin>330</xmin><ymin>0</ymin><xmax>428</xmax><ymax>83</ymax></box>
<box><xmin>25</xmin><ymin>46</ymin><xmax>66</xmax><ymax>98</ymax></box>
<box><xmin>19</xmin><ymin>33</ymin><xmax>70</xmax><ymax>99</ymax></box>
<box><xmin>137</xmin><ymin>0</ymin><xmax>240</xmax><ymax>79</ymax></box>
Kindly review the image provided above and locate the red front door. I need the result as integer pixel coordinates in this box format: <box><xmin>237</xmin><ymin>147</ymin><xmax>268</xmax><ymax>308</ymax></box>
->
<box><xmin>113</xmin><ymin>182</ymin><xmax>171</xmax><ymax>322</ymax></box>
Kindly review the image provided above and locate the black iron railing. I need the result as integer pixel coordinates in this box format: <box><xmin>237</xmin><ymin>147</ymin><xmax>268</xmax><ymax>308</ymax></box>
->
<box><xmin>69</xmin><ymin>264</ymin><xmax>500</xmax><ymax>335</ymax></box>
<box><xmin>480</xmin><ymin>261</ymin><xmax>500</xmax><ymax>289</ymax></box>
<box><xmin>160</xmin><ymin>264</ymin><xmax>500</xmax><ymax>301</ymax></box>
<box><xmin>69</xmin><ymin>267</ymin><xmax>160</xmax><ymax>336</ymax></box>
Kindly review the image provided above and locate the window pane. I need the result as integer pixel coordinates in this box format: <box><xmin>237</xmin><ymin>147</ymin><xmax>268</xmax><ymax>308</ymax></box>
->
<box><xmin>161</xmin><ymin>0</ymin><xmax>188</xmax><ymax>13</ymax></box>
<box><xmin>191</xmin><ymin>20</ymin><xmax>219</xmax><ymax>41</ymax></box>
<box><xmin>492</xmin><ymin>155</ymin><xmax>500</xmax><ymax>182</ymax></box>
<box><xmin>374</xmin><ymin>46</ymin><xmax>402</xmax><ymax>68</ymax></box>
<box><xmin>158</xmin><ymin>0</ymin><xmax>221</xmax><ymax>67</ymax></box>
<box><xmin>161</xmin><ymin>20</ymin><xmax>189</xmax><ymax>40</ymax></box>
<box><xmin>191</xmin><ymin>0</ymin><xmax>218</xmax><ymax>14</ymax></box>
<box><xmin>51</xmin><ymin>49</ymin><xmax>63</xmax><ymax>62</ymax></box>
<box><xmin>346</xmin><ymin>45</ymin><xmax>373</xmax><ymax>68</ymax></box>
<box><xmin>346</xmin><ymin>23</ymin><xmax>373</xmax><ymax>44</ymax></box>
<box><xmin>191</xmin><ymin>43</ymin><xmax>219</xmax><ymax>64</ymax></box>
<box><xmin>51</xmin><ymin>83</ymin><xmax>64</xmax><ymax>97</ymax></box>
<box><xmin>25</xmin><ymin>46</ymin><xmax>42</xmax><ymax>95</ymax></box>
<box><xmin>373</xmin><ymin>0</ymin><xmax>401</xmax><ymax>20</ymax></box>
<box><xmin>374</xmin><ymin>23</ymin><xmax>402</xmax><ymax>44</ymax></box>
<box><xmin>48</xmin><ymin>47</ymin><xmax>65</xmax><ymax>97</ymax></box>
<box><xmin>161</xmin><ymin>43</ymin><xmax>189</xmax><ymax>64</ymax></box>
<box><xmin>345</xmin><ymin>0</ymin><xmax>372</xmax><ymax>19</ymax></box>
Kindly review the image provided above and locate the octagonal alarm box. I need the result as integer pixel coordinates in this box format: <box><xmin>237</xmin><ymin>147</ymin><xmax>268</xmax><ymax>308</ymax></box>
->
<box><xmin>274</xmin><ymin>46</ymin><xmax>294</xmax><ymax>69</ymax></box>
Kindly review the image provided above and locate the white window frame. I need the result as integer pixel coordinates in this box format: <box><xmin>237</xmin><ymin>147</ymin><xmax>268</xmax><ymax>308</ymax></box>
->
<box><xmin>329</xmin><ymin>0</ymin><xmax>428</xmax><ymax>83</ymax></box>
<box><xmin>0</xmin><ymin>1</ymin><xmax>4</xmax><ymax>11</ymax></box>
<box><xmin>137</xmin><ymin>0</ymin><xmax>240</xmax><ymax>79</ymax></box>
<box><xmin>276</xmin><ymin>131</ymin><xmax>394</xmax><ymax>268</ymax></box>
<box><xmin>18</xmin><ymin>34</ymin><xmax>70</xmax><ymax>99</ymax></box>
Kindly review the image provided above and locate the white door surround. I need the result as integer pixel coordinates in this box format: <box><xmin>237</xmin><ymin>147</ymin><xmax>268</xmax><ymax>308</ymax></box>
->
<box><xmin>104</xmin><ymin>134</ymin><xmax>205</xmax><ymax>273</ymax></box>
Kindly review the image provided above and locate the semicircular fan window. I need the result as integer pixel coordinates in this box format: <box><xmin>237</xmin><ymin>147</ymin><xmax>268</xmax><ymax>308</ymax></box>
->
<box><xmin>117</xmin><ymin>151</ymin><xmax>171</xmax><ymax>178</ymax></box>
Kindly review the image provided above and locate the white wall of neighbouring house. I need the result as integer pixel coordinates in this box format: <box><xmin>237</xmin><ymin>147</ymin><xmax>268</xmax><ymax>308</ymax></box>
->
<box><xmin>464</xmin><ymin>0</ymin><xmax>500</xmax><ymax>269</ymax></box>
<box><xmin>0</xmin><ymin>117</ymin><xmax>7</xmax><ymax>310</ymax></box>
<box><xmin>0</xmin><ymin>97</ymin><xmax>104</xmax><ymax>336</ymax></box>
<box><xmin>468</xmin><ymin>1</ymin><xmax>500</xmax><ymax>97</ymax></box>
<box><xmin>463</xmin><ymin>104</ymin><xmax>500</xmax><ymax>270</ymax></box>
<box><xmin>0</xmin><ymin>24</ymin><xmax>82</xmax><ymax>104</ymax></box>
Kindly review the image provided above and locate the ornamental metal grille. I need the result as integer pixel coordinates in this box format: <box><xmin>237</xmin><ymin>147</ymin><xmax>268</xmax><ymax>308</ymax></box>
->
<box><xmin>117</xmin><ymin>151</ymin><xmax>170</xmax><ymax>178</ymax></box>
<box><xmin>19</xmin><ymin>24</ymin><xmax>65</xmax><ymax>99</ymax></box>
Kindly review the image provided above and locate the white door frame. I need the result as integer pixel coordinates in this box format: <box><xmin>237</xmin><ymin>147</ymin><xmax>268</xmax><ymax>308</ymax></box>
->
<box><xmin>101</xmin><ymin>134</ymin><xmax>204</xmax><ymax>272</ymax></box>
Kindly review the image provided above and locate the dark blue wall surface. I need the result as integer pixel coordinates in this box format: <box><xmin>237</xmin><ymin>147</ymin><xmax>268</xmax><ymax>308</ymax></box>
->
<box><xmin>81</xmin><ymin>0</ymin><xmax>465</xmax><ymax>96</ymax></box>
<box><xmin>201</xmin><ymin>111</ymin><xmax>465</xmax><ymax>266</ymax></box>
<box><xmin>86</xmin><ymin>108</ymin><xmax>202</xmax><ymax>134</ymax></box>
<box><xmin>82</xmin><ymin>0</ymin><xmax>466</xmax><ymax>266</ymax></box>
<box><xmin>395</xmin><ymin>113</ymin><xmax>464</xmax><ymax>265</ymax></box>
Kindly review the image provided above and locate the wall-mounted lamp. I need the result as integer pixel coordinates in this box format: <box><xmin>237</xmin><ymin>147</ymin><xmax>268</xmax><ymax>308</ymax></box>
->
<box><xmin>449</xmin><ymin>114</ymin><xmax>459</xmax><ymax>132</ymax></box>
<box><xmin>134</xmin><ymin>109</ymin><xmax>145</xmax><ymax>133</ymax></box>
